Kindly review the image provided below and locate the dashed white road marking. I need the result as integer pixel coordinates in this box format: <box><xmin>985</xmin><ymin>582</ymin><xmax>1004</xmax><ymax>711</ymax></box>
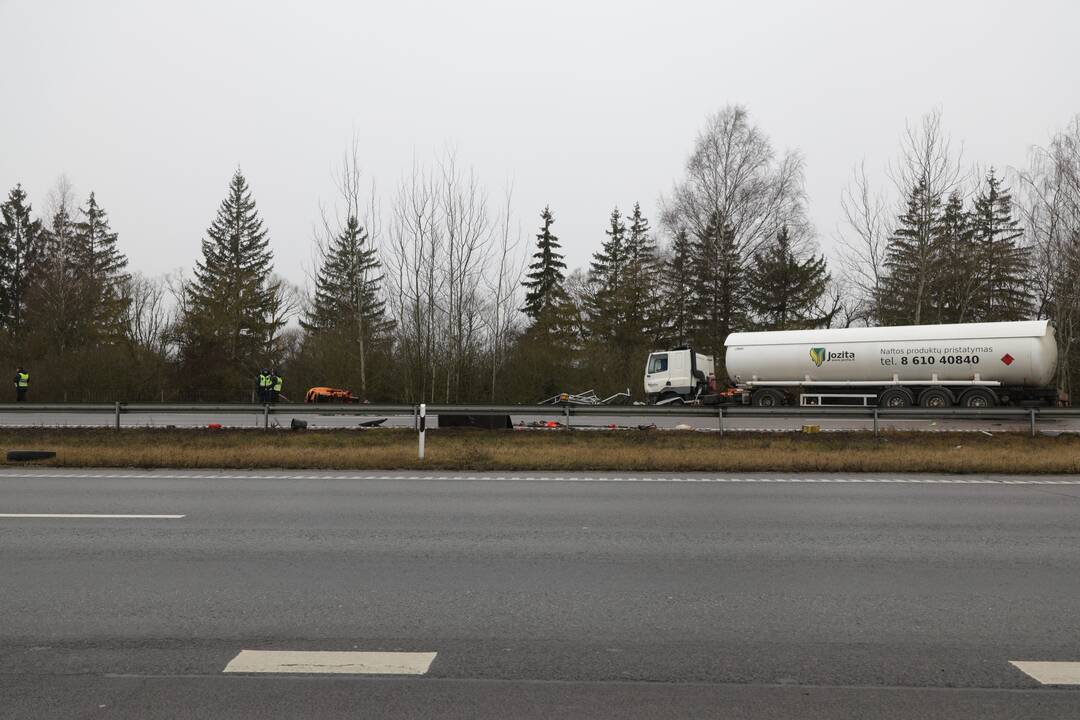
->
<box><xmin>223</xmin><ymin>650</ymin><xmax>437</xmax><ymax>675</ymax></box>
<box><xmin>1010</xmin><ymin>661</ymin><xmax>1080</xmax><ymax>685</ymax></box>
<box><xmin>1</xmin><ymin>472</ymin><xmax>1078</xmax><ymax>485</ymax></box>
<box><xmin>0</xmin><ymin>513</ymin><xmax>185</xmax><ymax>519</ymax></box>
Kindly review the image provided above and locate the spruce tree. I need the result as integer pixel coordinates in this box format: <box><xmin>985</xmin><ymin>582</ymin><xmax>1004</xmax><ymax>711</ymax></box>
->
<box><xmin>31</xmin><ymin>193</ymin><xmax>84</xmax><ymax>353</ymax></box>
<box><xmin>933</xmin><ymin>192</ymin><xmax>977</xmax><ymax>323</ymax></box>
<box><xmin>658</xmin><ymin>227</ymin><xmax>696</xmax><ymax>346</ymax></box>
<box><xmin>585</xmin><ymin>207</ymin><xmax>627</xmax><ymax>339</ymax></box>
<box><xmin>74</xmin><ymin>192</ymin><xmax>130</xmax><ymax>340</ymax></box>
<box><xmin>969</xmin><ymin>169</ymin><xmax>1032</xmax><ymax>321</ymax></box>
<box><xmin>0</xmin><ymin>184</ymin><xmax>44</xmax><ymax>335</ymax></box>
<box><xmin>691</xmin><ymin>211</ymin><xmax>744</xmax><ymax>361</ymax></box>
<box><xmin>182</xmin><ymin>170</ymin><xmax>280</xmax><ymax>387</ymax></box>
<box><xmin>623</xmin><ymin>202</ymin><xmax>659</xmax><ymax>340</ymax></box>
<box><xmin>521</xmin><ymin>206</ymin><xmax>567</xmax><ymax>321</ymax></box>
<box><xmin>745</xmin><ymin>226</ymin><xmax>831</xmax><ymax>330</ymax></box>
<box><xmin>303</xmin><ymin>214</ymin><xmax>390</xmax><ymax>397</ymax></box>
<box><xmin>880</xmin><ymin>178</ymin><xmax>943</xmax><ymax>325</ymax></box>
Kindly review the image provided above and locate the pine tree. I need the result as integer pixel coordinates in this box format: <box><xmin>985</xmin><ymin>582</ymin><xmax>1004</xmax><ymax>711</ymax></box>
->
<box><xmin>658</xmin><ymin>227</ymin><xmax>696</xmax><ymax>346</ymax></box>
<box><xmin>74</xmin><ymin>192</ymin><xmax>130</xmax><ymax>341</ymax></box>
<box><xmin>303</xmin><ymin>214</ymin><xmax>390</xmax><ymax>398</ymax></box>
<box><xmin>585</xmin><ymin>207</ymin><xmax>627</xmax><ymax>339</ymax></box>
<box><xmin>0</xmin><ymin>184</ymin><xmax>44</xmax><ymax>335</ymax></box>
<box><xmin>969</xmin><ymin>169</ymin><xmax>1032</xmax><ymax>321</ymax></box>
<box><xmin>521</xmin><ymin>206</ymin><xmax>567</xmax><ymax>321</ymax></box>
<box><xmin>745</xmin><ymin>226</ymin><xmax>831</xmax><ymax>330</ymax></box>
<box><xmin>933</xmin><ymin>192</ymin><xmax>977</xmax><ymax>323</ymax></box>
<box><xmin>181</xmin><ymin>170</ymin><xmax>280</xmax><ymax>390</ymax></box>
<box><xmin>691</xmin><ymin>211</ymin><xmax>744</xmax><ymax>361</ymax></box>
<box><xmin>880</xmin><ymin>178</ymin><xmax>943</xmax><ymax>325</ymax></box>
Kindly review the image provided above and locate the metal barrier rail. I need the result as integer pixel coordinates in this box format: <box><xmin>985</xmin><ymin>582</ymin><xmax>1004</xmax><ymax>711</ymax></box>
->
<box><xmin>0</xmin><ymin>402</ymin><xmax>1075</xmax><ymax>417</ymax></box>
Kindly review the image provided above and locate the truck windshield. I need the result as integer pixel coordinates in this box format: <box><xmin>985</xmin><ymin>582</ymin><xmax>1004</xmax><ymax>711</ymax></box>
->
<box><xmin>648</xmin><ymin>354</ymin><xmax>668</xmax><ymax>373</ymax></box>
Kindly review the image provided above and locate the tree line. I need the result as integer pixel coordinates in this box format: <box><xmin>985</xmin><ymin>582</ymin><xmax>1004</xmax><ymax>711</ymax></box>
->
<box><xmin>2</xmin><ymin>106</ymin><xmax>1078</xmax><ymax>403</ymax></box>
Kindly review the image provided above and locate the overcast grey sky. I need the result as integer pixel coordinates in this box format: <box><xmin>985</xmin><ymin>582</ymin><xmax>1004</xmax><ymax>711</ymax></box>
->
<box><xmin>2</xmin><ymin>0</ymin><xmax>1078</xmax><ymax>289</ymax></box>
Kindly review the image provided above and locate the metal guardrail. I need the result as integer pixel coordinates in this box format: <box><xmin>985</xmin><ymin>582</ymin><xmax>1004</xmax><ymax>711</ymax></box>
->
<box><xmin>0</xmin><ymin>402</ymin><xmax>1075</xmax><ymax>436</ymax></box>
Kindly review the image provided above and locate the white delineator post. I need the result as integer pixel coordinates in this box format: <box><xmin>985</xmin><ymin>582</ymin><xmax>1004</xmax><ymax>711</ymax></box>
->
<box><xmin>418</xmin><ymin>403</ymin><xmax>426</xmax><ymax>460</ymax></box>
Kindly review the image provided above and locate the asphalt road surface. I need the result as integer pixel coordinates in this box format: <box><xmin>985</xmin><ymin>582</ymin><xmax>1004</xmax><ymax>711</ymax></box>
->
<box><xmin>0</xmin><ymin>409</ymin><xmax>1076</xmax><ymax>434</ymax></box>
<box><xmin>2</xmin><ymin>469</ymin><xmax>1079</xmax><ymax>719</ymax></box>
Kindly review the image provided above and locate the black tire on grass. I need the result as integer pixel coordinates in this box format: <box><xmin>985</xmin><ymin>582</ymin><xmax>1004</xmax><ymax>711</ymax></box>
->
<box><xmin>6</xmin><ymin>450</ymin><xmax>56</xmax><ymax>462</ymax></box>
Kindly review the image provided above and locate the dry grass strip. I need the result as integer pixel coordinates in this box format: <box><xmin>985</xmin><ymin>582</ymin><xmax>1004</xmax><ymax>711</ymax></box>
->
<box><xmin>1</xmin><ymin>428</ymin><xmax>1079</xmax><ymax>474</ymax></box>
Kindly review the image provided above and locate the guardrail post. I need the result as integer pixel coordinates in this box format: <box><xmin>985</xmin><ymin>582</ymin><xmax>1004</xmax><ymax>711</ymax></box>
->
<box><xmin>873</xmin><ymin>408</ymin><xmax>879</xmax><ymax>438</ymax></box>
<box><xmin>114</xmin><ymin>401</ymin><xmax>121</xmax><ymax>430</ymax></box>
<box><xmin>564</xmin><ymin>404</ymin><xmax>570</xmax><ymax>429</ymax></box>
<box><xmin>718</xmin><ymin>406</ymin><xmax>724</xmax><ymax>437</ymax></box>
<box><xmin>1030</xmin><ymin>407</ymin><xmax>1036</xmax><ymax>438</ymax></box>
<box><xmin>263</xmin><ymin>404</ymin><xmax>269</xmax><ymax>429</ymax></box>
<box><xmin>418</xmin><ymin>403</ymin><xmax>426</xmax><ymax>460</ymax></box>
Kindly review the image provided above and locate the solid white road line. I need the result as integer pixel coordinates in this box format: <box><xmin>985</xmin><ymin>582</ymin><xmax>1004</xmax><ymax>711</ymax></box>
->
<box><xmin>223</xmin><ymin>650</ymin><xmax>437</xmax><ymax>675</ymax></box>
<box><xmin>2</xmin><ymin>472</ymin><xmax>1079</xmax><ymax>484</ymax></box>
<box><xmin>0</xmin><ymin>513</ymin><xmax>185</xmax><ymax>519</ymax></box>
<box><xmin>1010</xmin><ymin>661</ymin><xmax>1080</xmax><ymax>685</ymax></box>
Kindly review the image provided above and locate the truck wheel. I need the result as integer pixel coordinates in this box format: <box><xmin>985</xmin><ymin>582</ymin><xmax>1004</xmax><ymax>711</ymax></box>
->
<box><xmin>878</xmin><ymin>388</ymin><xmax>914</xmax><ymax>408</ymax></box>
<box><xmin>918</xmin><ymin>388</ymin><xmax>954</xmax><ymax>408</ymax></box>
<box><xmin>958</xmin><ymin>388</ymin><xmax>997</xmax><ymax>408</ymax></box>
<box><xmin>751</xmin><ymin>389</ymin><xmax>786</xmax><ymax>407</ymax></box>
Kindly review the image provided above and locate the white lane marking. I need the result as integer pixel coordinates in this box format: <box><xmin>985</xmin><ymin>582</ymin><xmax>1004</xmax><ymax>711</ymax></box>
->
<box><xmin>1010</xmin><ymin>661</ymin><xmax>1080</xmax><ymax>685</ymax></box>
<box><xmin>0</xmin><ymin>513</ymin><xmax>185</xmax><ymax>519</ymax></box>
<box><xmin>1</xmin><ymin>472</ymin><xmax>1078</xmax><ymax>485</ymax></box>
<box><xmin>223</xmin><ymin>650</ymin><xmax>437</xmax><ymax>675</ymax></box>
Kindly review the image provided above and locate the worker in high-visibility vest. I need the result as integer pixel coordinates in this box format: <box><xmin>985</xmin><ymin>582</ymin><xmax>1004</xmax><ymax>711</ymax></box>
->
<box><xmin>271</xmin><ymin>370</ymin><xmax>283</xmax><ymax>404</ymax></box>
<box><xmin>14</xmin><ymin>367</ymin><xmax>29</xmax><ymax>402</ymax></box>
<box><xmin>257</xmin><ymin>369</ymin><xmax>272</xmax><ymax>403</ymax></box>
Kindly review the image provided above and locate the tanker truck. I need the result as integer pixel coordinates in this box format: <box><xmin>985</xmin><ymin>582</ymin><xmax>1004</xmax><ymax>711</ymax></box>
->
<box><xmin>644</xmin><ymin>320</ymin><xmax>1060</xmax><ymax>408</ymax></box>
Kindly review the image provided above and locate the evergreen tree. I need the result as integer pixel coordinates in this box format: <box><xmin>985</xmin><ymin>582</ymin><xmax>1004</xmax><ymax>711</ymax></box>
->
<box><xmin>969</xmin><ymin>169</ymin><xmax>1032</xmax><ymax>321</ymax></box>
<box><xmin>0</xmin><ymin>184</ymin><xmax>44</xmax><ymax>335</ymax></box>
<box><xmin>880</xmin><ymin>178</ymin><xmax>943</xmax><ymax>325</ymax></box>
<box><xmin>74</xmin><ymin>192</ymin><xmax>130</xmax><ymax>340</ymax></box>
<box><xmin>521</xmin><ymin>206</ymin><xmax>567</xmax><ymax>321</ymax></box>
<box><xmin>30</xmin><ymin>192</ymin><xmax>86</xmax><ymax>354</ymax></box>
<box><xmin>691</xmin><ymin>211</ymin><xmax>744</xmax><ymax>362</ymax></box>
<box><xmin>933</xmin><ymin>192</ymin><xmax>977</xmax><ymax>323</ymax></box>
<box><xmin>585</xmin><ymin>207</ymin><xmax>627</xmax><ymax>339</ymax></box>
<box><xmin>303</xmin><ymin>214</ymin><xmax>390</xmax><ymax>398</ymax></box>
<box><xmin>181</xmin><ymin>170</ymin><xmax>280</xmax><ymax>393</ymax></box>
<box><xmin>623</xmin><ymin>202</ymin><xmax>659</xmax><ymax>340</ymax></box>
<box><xmin>658</xmin><ymin>227</ymin><xmax>696</xmax><ymax>346</ymax></box>
<box><xmin>744</xmin><ymin>226</ymin><xmax>831</xmax><ymax>330</ymax></box>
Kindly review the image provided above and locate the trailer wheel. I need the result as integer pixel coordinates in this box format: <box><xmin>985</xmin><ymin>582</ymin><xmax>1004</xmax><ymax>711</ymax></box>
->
<box><xmin>751</xmin><ymin>389</ymin><xmax>786</xmax><ymax>407</ymax></box>
<box><xmin>878</xmin><ymin>388</ymin><xmax>914</xmax><ymax>408</ymax></box>
<box><xmin>918</xmin><ymin>387</ymin><xmax>954</xmax><ymax>408</ymax></box>
<box><xmin>958</xmin><ymin>388</ymin><xmax>997</xmax><ymax>408</ymax></box>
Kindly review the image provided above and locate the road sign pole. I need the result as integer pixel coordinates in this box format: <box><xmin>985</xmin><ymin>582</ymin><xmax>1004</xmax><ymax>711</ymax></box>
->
<box><xmin>419</xmin><ymin>403</ymin><xmax>426</xmax><ymax>460</ymax></box>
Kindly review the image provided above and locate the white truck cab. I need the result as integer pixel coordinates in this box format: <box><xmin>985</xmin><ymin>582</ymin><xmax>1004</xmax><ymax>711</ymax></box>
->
<box><xmin>644</xmin><ymin>348</ymin><xmax>715</xmax><ymax>404</ymax></box>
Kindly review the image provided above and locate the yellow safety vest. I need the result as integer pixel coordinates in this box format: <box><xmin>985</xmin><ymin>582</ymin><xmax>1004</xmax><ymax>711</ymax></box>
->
<box><xmin>273</xmin><ymin>376</ymin><xmax>283</xmax><ymax>392</ymax></box>
<box><xmin>16</xmin><ymin>372</ymin><xmax>29</xmax><ymax>388</ymax></box>
<box><xmin>258</xmin><ymin>373</ymin><xmax>272</xmax><ymax>388</ymax></box>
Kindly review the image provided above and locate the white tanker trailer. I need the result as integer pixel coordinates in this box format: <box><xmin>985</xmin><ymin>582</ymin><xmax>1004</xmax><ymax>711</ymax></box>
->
<box><xmin>644</xmin><ymin>320</ymin><xmax>1060</xmax><ymax>408</ymax></box>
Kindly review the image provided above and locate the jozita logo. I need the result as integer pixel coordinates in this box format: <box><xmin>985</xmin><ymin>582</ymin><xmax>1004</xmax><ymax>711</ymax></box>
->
<box><xmin>809</xmin><ymin>347</ymin><xmax>855</xmax><ymax>367</ymax></box>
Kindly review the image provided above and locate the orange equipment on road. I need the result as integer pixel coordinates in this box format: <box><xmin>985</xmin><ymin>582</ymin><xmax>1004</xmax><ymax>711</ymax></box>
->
<box><xmin>304</xmin><ymin>387</ymin><xmax>359</xmax><ymax>404</ymax></box>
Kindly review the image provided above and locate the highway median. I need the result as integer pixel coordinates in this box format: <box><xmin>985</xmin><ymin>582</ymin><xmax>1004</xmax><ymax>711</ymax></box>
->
<box><xmin>1</xmin><ymin>427</ymin><xmax>1079</xmax><ymax>474</ymax></box>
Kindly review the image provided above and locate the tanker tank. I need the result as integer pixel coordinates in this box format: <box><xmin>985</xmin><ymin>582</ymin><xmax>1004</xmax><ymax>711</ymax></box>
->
<box><xmin>723</xmin><ymin>320</ymin><xmax>1058</xmax><ymax>407</ymax></box>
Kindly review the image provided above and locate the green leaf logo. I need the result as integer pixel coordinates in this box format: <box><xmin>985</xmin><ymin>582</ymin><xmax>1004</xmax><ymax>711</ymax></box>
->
<box><xmin>809</xmin><ymin>347</ymin><xmax>826</xmax><ymax>367</ymax></box>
